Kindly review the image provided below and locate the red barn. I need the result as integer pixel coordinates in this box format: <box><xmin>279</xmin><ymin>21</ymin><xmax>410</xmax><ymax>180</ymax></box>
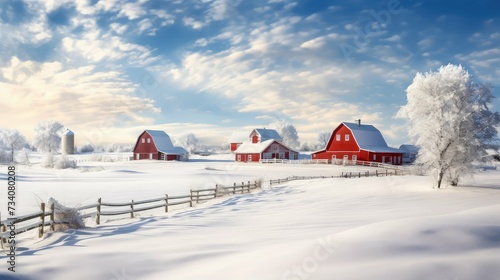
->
<box><xmin>229</xmin><ymin>132</ymin><xmax>249</xmax><ymax>152</ymax></box>
<box><xmin>234</xmin><ymin>140</ymin><xmax>299</xmax><ymax>162</ymax></box>
<box><xmin>229</xmin><ymin>128</ymin><xmax>283</xmax><ymax>152</ymax></box>
<box><xmin>312</xmin><ymin>122</ymin><xmax>403</xmax><ymax>165</ymax></box>
<box><xmin>133</xmin><ymin>130</ymin><xmax>188</xmax><ymax>161</ymax></box>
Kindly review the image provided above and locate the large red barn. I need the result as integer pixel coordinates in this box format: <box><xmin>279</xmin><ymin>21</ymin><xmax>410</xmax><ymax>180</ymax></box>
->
<box><xmin>234</xmin><ymin>140</ymin><xmax>299</xmax><ymax>162</ymax></box>
<box><xmin>133</xmin><ymin>130</ymin><xmax>188</xmax><ymax>161</ymax></box>
<box><xmin>312</xmin><ymin>122</ymin><xmax>403</xmax><ymax>165</ymax></box>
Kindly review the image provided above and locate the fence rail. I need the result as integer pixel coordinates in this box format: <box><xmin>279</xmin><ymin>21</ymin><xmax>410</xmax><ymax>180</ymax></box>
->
<box><xmin>269</xmin><ymin>169</ymin><xmax>410</xmax><ymax>185</ymax></box>
<box><xmin>0</xmin><ymin>181</ymin><xmax>260</xmax><ymax>247</ymax></box>
<box><xmin>260</xmin><ymin>158</ymin><xmax>407</xmax><ymax>170</ymax></box>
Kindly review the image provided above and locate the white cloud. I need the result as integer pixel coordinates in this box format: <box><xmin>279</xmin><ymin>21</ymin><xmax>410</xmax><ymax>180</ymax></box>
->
<box><xmin>417</xmin><ymin>38</ymin><xmax>433</xmax><ymax>49</ymax></box>
<box><xmin>300</xmin><ymin>37</ymin><xmax>326</xmax><ymax>49</ymax></box>
<box><xmin>110</xmin><ymin>23</ymin><xmax>128</xmax><ymax>35</ymax></box>
<box><xmin>382</xmin><ymin>35</ymin><xmax>401</xmax><ymax>42</ymax></box>
<box><xmin>0</xmin><ymin>57</ymin><xmax>160</xmax><ymax>142</ymax></box>
<box><xmin>183</xmin><ymin>17</ymin><xmax>204</xmax><ymax>29</ymax></box>
<box><xmin>207</xmin><ymin>0</ymin><xmax>241</xmax><ymax>21</ymax></box>
<box><xmin>117</xmin><ymin>1</ymin><xmax>147</xmax><ymax>20</ymax></box>
<box><xmin>151</xmin><ymin>10</ymin><xmax>175</xmax><ymax>26</ymax></box>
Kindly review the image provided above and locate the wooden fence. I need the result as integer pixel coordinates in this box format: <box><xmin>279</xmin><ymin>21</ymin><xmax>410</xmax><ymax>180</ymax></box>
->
<box><xmin>269</xmin><ymin>169</ymin><xmax>410</xmax><ymax>185</ymax></box>
<box><xmin>0</xmin><ymin>181</ymin><xmax>260</xmax><ymax>247</ymax></box>
<box><xmin>260</xmin><ymin>158</ymin><xmax>407</xmax><ymax>170</ymax></box>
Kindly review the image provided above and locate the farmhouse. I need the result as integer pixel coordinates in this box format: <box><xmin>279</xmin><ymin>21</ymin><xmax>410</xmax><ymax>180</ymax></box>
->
<box><xmin>312</xmin><ymin>121</ymin><xmax>404</xmax><ymax>165</ymax></box>
<box><xmin>234</xmin><ymin>139</ymin><xmax>299</xmax><ymax>162</ymax></box>
<box><xmin>133</xmin><ymin>130</ymin><xmax>188</xmax><ymax>161</ymax></box>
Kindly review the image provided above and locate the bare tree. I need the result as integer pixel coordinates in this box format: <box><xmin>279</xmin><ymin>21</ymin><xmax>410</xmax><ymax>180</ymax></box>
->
<box><xmin>0</xmin><ymin>129</ymin><xmax>28</xmax><ymax>162</ymax></box>
<box><xmin>397</xmin><ymin>64</ymin><xmax>499</xmax><ymax>188</ymax></box>
<box><xmin>33</xmin><ymin>121</ymin><xmax>64</xmax><ymax>154</ymax></box>
<box><xmin>270</xmin><ymin>120</ymin><xmax>300</xmax><ymax>149</ymax></box>
<box><xmin>175</xmin><ymin>133</ymin><xmax>199</xmax><ymax>153</ymax></box>
<box><xmin>318</xmin><ymin>131</ymin><xmax>331</xmax><ymax>148</ymax></box>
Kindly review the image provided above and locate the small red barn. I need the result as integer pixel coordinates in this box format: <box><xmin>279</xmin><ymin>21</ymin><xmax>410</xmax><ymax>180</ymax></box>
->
<box><xmin>312</xmin><ymin>122</ymin><xmax>403</xmax><ymax>165</ymax></box>
<box><xmin>133</xmin><ymin>130</ymin><xmax>188</xmax><ymax>161</ymax></box>
<box><xmin>229</xmin><ymin>128</ymin><xmax>283</xmax><ymax>152</ymax></box>
<box><xmin>234</xmin><ymin>140</ymin><xmax>299</xmax><ymax>162</ymax></box>
<box><xmin>229</xmin><ymin>132</ymin><xmax>249</xmax><ymax>152</ymax></box>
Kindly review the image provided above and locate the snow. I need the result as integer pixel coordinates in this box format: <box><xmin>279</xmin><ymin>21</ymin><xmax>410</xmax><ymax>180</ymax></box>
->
<box><xmin>143</xmin><ymin>130</ymin><xmax>187</xmax><ymax>155</ymax></box>
<box><xmin>1</xmin><ymin>154</ymin><xmax>500</xmax><ymax>279</ymax></box>
<box><xmin>343</xmin><ymin>122</ymin><xmax>388</xmax><ymax>146</ymax></box>
<box><xmin>254</xmin><ymin>128</ymin><xmax>283</xmax><ymax>142</ymax></box>
<box><xmin>233</xmin><ymin>139</ymin><xmax>274</xmax><ymax>153</ymax></box>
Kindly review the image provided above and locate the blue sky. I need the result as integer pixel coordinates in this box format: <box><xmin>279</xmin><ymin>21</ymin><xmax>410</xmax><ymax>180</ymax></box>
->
<box><xmin>1</xmin><ymin>0</ymin><xmax>499</xmax><ymax>147</ymax></box>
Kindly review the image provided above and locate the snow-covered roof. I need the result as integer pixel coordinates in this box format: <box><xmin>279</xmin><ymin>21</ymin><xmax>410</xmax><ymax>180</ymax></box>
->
<box><xmin>254</xmin><ymin>128</ymin><xmax>282</xmax><ymax>142</ymax></box>
<box><xmin>343</xmin><ymin>122</ymin><xmax>402</xmax><ymax>153</ymax></box>
<box><xmin>229</xmin><ymin>131</ymin><xmax>249</xmax><ymax>143</ymax></box>
<box><xmin>144</xmin><ymin>130</ymin><xmax>188</xmax><ymax>155</ymax></box>
<box><xmin>399</xmin><ymin>144</ymin><xmax>420</xmax><ymax>154</ymax></box>
<box><xmin>62</xmin><ymin>129</ymin><xmax>74</xmax><ymax>136</ymax></box>
<box><xmin>234</xmin><ymin>140</ymin><xmax>275</xmax><ymax>154</ymax></box>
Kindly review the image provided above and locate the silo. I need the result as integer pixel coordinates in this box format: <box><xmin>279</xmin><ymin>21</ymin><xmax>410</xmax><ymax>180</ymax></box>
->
<box><xmin>61</xmin><ymin>129</ymin><xmax>75</xmax><ymax>155</ymax></box>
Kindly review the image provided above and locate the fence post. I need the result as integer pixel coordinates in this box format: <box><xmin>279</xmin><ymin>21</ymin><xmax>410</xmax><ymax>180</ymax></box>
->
<box><xmin>1</xmin><ymin>224</ymin><xmax>6</xmax><ymax>248</ymax></box>
<box><xmin>386</xmin><ymin>170</ymin><xmax>388</xmax><ymax>176</ymax></box>
<box><xmin>248</xmin><ymin>181</ymin><xmax>251</xmax><ymax>193</ymax></box>
<box><xmin>96</xmin><ymin>198</ymin><xmax>101</xmax><ymax>225</ymax></box>
<box><xmin>39</xmin><ymin>203</ymin><xmax>45</xmax><ymax>238</ymax></box>
<box><xmin>341</xmin><ymin>172</ymin><xmax>343</xmax><ymax>177</ymax></box>
<box><xmin>190</xmin><ymin>190</ymin><xmax>193</xmax><ymax>207</ymax></box>
<box><xmin>376</xmin><ymin>170</ymin><xmax>378</xmax><ymax>177</ymax></box>
<box><xmin>349</xmin><ymin>172</ymin><xmax>352</xmax><ymax>178</ymax></box>
<box><xmin>130</xmin><ymin>200</ymin><xmax>134</xmax><ymax>218</ymax></box>
<box><xmin>233</xmin><ymin>183</ymin><xmax>236</xmax><ymax>194</ymax></box>
<box><xmin>50</xmin><ymin>203</ymin><xmax>55</xmax><ymax>231</ymax></box>
<box><xmin>359</xmin><ymin>172</ymin><xmax>361</xmax><ymax>178</ymax></box>
<box><xmin>241</xmin><ymin>182</ymin><xmax>245</xmax><ymax>194</ymax></box>
<box><xmin>215</xmin><ymin>185</ymin><xmax>218</xmax><ymax>198</ymax></box>
<box><xmin>165</xmin><ymin>194</ymin><xmax>169</xmax><ymax>213</ymax></box>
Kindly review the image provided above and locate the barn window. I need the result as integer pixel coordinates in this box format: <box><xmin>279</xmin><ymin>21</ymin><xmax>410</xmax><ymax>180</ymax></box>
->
<box><xmin>336</xmin><ymin>134</ymin><xmax>340</xmax><ymax>141</ymax></box>
<box><xmin>345</xmin><ymin>134</ymin><xmax>350</xmax><ymax>141</ymax></box>
<box><xmin>141</xmin><ymin>138</ymin><xmax>145</xmax><ymax>143</ymax></box>
<box><xmin>147</xmin><ymin>138</ymin><xmax>151</xmax><ymax>143</ymax></box>
<box><xmin>373</xmin><ymin>154</ymin><xmax>376</xmax><ymax>160</ymax></box>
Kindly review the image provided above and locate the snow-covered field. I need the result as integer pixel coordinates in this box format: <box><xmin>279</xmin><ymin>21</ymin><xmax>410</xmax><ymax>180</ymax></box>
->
<box><xmin>1</xmin><ymin>153</ymin><xmax>500</xmax><ymax>280</ymax></box>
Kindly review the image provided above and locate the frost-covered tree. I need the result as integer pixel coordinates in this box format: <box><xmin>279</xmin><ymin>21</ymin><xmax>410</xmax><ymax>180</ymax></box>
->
<box><xmin>270</xmin><ymin>120</ymin><xmax>300</xmax><ymax>149</ymax></box>
<box><xmin>33</xmin><ymin>121</ymin><xmax>64</xmax><ymax>154</ymax></box>
<box><xmin>175</xmin><ymin>133</ymin><xmax>199</xmax><ymax>153</ymax></box>
<box><xmin>318</xmin><ymin>131</ymin><xmax>331</xmax><ymax>148</ymax></box>
<box><xmin>397</xmin><ymin>64</ymin><xmax>499</xmax><ymax>188</ymax></box>
<box><xmin>0</xmin><ymin>129</ymin><xmax>28</xmax><ymax>162</ymax></box>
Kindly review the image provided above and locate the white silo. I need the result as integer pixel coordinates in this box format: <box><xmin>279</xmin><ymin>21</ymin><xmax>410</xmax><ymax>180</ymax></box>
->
<box><xmin>61</xmin><ymin>129</ymin><xmax>75</xmax><ymax>155</ymax></box>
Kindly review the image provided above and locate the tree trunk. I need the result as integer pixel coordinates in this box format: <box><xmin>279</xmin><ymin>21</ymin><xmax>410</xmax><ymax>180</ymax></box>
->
<box><xmin>437</xmin><ymin>170</ymin><xmax>444</xmax><ymax>189</ymax></box>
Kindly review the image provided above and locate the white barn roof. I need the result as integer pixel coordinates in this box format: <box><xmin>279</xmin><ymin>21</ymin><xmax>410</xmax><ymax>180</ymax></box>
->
<box><xmin>254</xmin><ymin>128</ymin><xmax>283</xmax><ymax>142</ymax></box>
<box><xmin>145</xmin><ymin>130</ymin><xmax>188</xmax><ymax>155</ymax></box>
<box><xmin>229</xmin><ymin>131</ymin><xmax>249</xmax><ymax>143</ymax></box>
<box><xmin>343</xmin><ymin>122</ymin><xmax>402</xmax><ymax>153</ymax></box>
<box><xmin>234</xmin><ymin>140</ymin><xmax>274</xmax><ymax>154</ymax></box>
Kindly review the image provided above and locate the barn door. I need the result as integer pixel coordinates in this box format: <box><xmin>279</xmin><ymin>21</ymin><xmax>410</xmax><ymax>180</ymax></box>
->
<box><xmin>135</xmin><ymin>154</ymin><xmax>139</xmax><ymax>160</ymax></box>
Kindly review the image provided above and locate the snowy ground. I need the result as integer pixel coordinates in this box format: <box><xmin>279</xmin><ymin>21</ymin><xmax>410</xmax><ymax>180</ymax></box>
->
<box><xmin>1</xmin><ymin>153</ymin><xmax>500</xmax><ymax>280</ymax></box>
